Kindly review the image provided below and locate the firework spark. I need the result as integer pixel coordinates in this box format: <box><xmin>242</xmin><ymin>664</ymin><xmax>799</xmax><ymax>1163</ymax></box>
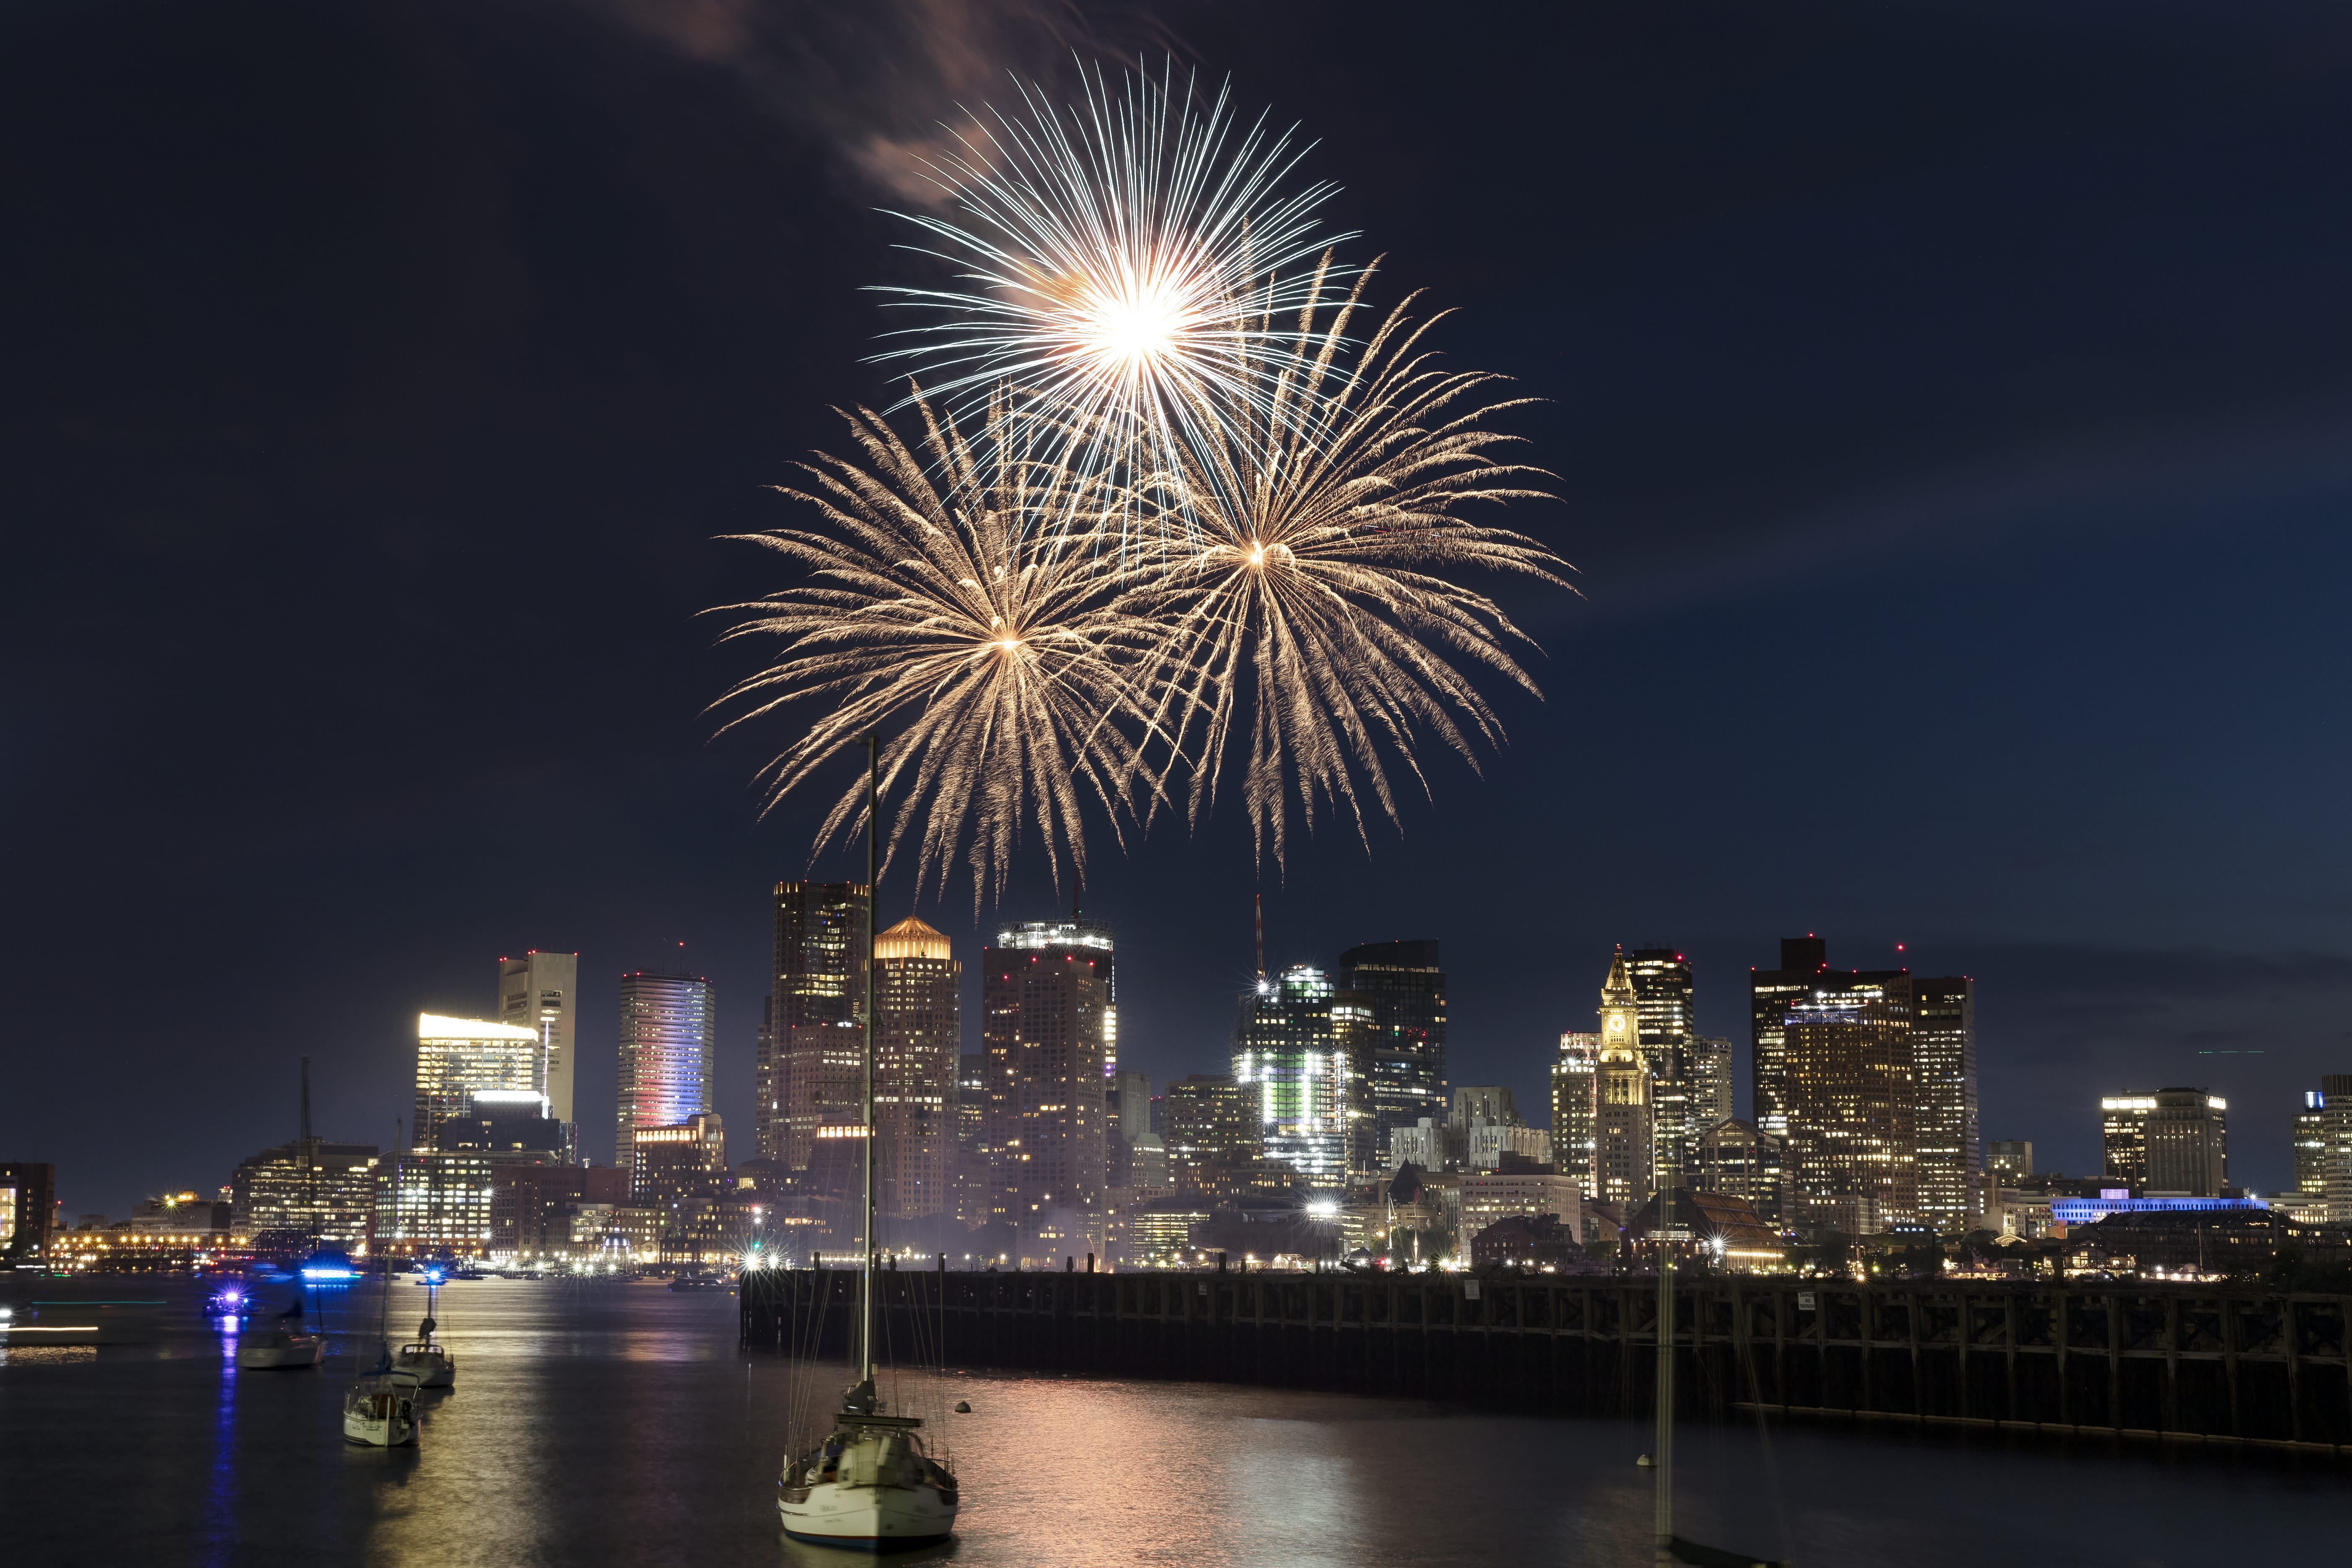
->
<box><xmin>871</xmin><ymin>62</ymin><xmax>1354</xmax><ymax>511</ymax></box>
<box><xmin>1127</xmin><ymin>266</ymin><xmax>1571</xmax><ymax>866</ymax></box>
<box><xmin>709</xmin><ymin>396</ymin><xmax>1170</xmax><ymax>904</ymax></box>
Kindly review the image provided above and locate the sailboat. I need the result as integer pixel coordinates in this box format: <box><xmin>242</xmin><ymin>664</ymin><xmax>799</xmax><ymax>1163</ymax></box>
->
<box><xmin>236</xmin><ymin>1291</ymin><xmax>323</xmax><ymax>1370</ymax></box>
<box><xmin>776</xmin><ymin>736</ymin><xmax>961</xmax><ymax>1549</ymax></box>
<box><xmin>344</xmin><ymin>1209</ymin><xmax>420</xmax><ymax>1445</ymax></box>
<box><xmin>394</xmin><ymin>1269</ymin><xmax>456</xmax><ymax>1389</ymax></box>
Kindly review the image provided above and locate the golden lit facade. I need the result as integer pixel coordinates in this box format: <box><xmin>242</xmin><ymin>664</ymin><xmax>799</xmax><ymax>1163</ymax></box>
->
<box><xmin>375</xmin><ymin>1150</ymin><xmax>499</xmax><ymax>1256</ymax></box>
<box><xmin>2101</xmin><ymin>1088</ymin><xmax>2228</xmax><ymax>1196</ymax></box>
<box><xmin>230</xmin><ymin>1139</ymin><xmax>380</xmax><ymax>1256</ymax></box>
<box><xmin>1595</xmin><ymin>951</ymin><xmax>1654</xmax><ymax>1209</ymax></box>
<box><xmin>874</xmin><ymin>916</ymin><xmax>959</xmax><ymax>1222</ymax></box>
<box><xmin>415</xmin><ymin>1013</ymin><xmax>540</xmax><ymax>1152</ymax></box>
<box><xmin>1624</xmin><ymin>948</ymin><xmax>1693</xmax><ymax>1184</ymax></box>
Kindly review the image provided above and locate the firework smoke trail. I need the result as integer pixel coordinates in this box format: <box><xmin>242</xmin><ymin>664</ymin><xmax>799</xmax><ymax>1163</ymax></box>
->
<box><xmin>871</xmin><ymin>60</ymin><xmax>1356</xmax><ymax>527</ymax></box>
<box><xmin>1126</xmin><ymin>264</ymin><xmax>1571</xmax><ymax>868</ymax></box>
<box><xmin>708</xmin><ymin>395</ymin><xmax>1172</xmax><ymax>906</ymax></box>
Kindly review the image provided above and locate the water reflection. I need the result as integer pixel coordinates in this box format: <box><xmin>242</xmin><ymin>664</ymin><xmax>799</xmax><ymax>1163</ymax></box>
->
<box><xmin>0</xmin><ymin>1278</ymin><xmax>2344</xmax><ymax>1568</ymax></box>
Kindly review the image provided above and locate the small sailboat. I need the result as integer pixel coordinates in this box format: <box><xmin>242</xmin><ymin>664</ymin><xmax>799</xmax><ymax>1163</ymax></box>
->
<box><xmin>394</xmin><ymin>1272</ymin><xmax>455</xmax><ymax>1388</ymax></box>
<box><xmin>344</xmin><ymin>1258</ymin><xmax>421</xmax><ymax>1447</ymax></box>
<box><xmin>776</xmin><ymin>736</ymin><xmax>960</xmax><ymax>1550</ymax></box>
<box><xmin>236</xmin><ymin>1293</ymin><xmax>323</xmax><ymax>1370</ymax></box>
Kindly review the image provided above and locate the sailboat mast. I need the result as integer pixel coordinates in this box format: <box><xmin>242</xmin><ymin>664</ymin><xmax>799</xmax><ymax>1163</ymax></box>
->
<box><xmin>1653</xmin><ymin>1164</ymin><xmax>1676</xmax><ymax>1565</ymax></box>
<box><xmin>860</xmin><ymin>734</ymin><xmax>879</xmax><ymax>1389</ymax></box>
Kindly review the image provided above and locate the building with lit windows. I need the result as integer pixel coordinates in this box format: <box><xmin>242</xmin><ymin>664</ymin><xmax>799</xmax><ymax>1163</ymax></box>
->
<box><xmin>615</xmin><ymin>972</ymin><xmax>714</xmax><ymax>1186</ymax></box>
<box><xmin>496</xmin><ymin>949</ymin><xmax>579</xmax><ymax>1145</ymax></box>
<box><xmin>956</xmin><ymin>1052</ymin><xmax>989</xmax><ymax>1227</ymax></box>
<box><xmin>2102</xmin><ymin>1088</ymin><xmax>2228</xmax><ymax>1196</ymax></box>
<box><xmin>1235</xmin><ymin>966</ymin><xmax>1360</xmax><ymax>1187</ymax></box>
<box><xmin>1694</xmin><ymin>1117</ymin><xmax>1785</xmax><ymax>1224</ymax></box>
<box><xmin>376</xmin><ymin>1149</ymin><xmax>499</xmax><ymax>1256</ymax></box>
<box><xmin>1685</xmin><ymin>1036</ymin><xmax>1735</xmax><ymax>1129</ymax></box>
<box><xmin>415</xmin><ymin>1014</ymin><xmax>541</xmax><ymax>1152</ymax></box>
<box><xmin>1</xmin><ymin>1162</ymin><xmax>56</xmax><ymax>1263</ymax></box>
<box><xmin>981</xmin><ymin>918</ymin><xmax>1113</xmax><ymax>1235</ymax></box>
<box><xmin>1988</xmin><ymin>1139</ymin><xmax>2034</xmax><ymax>1183</ymax></box>
<box><xmin>1625</xmin><ymin>947</ymin><xmax>1694</xmax><ymax>1182</ymax></box>
<box><xmin>1458</xmin><ymin>1170</ymin><xmax>1581</xmax><ymax>1240</ymax></box>
<box><xmin>1911</xmin><ymin>974</ymin><xmax>1981</xmax><ymax>1230</ymax></box>
<box><xmin>1112</xmin><ymin>1195</ymin><xmax>1216</xmax><ymax>1266</ymax></box>
<box><xmin>1161</xmin><ymin>1075</ymin><xmax>1266</xmax><ymax>1197</ymax></box>
<box><xmin>1781</xmin><ymin>976</ymin><xmax>1916</xmax><ymax>1229</ymax></box>
<box><xmin>770</xmin><ymin>881</ymin><xmax>867</xmax><ymax>1170</ymax></box>
<box><xmin>2295</xmin><ymin>1076</ymin><xmax>2352</xmax><ymax>1223</ymax></box>
<box><xmin>1596</xmin><ymin>950</ymin><xmax>1654</xmax><ymax>1208</ymax></box>
<box><xmin>873</xmin><ymin>916</ymin><xmax>959</xmax><ymax>1222</ymax></box>
<box><xmin>1750</xmin><ymin>937</ymin><xmax>1904</xmax><ymax>1142</ymax></box>
<box><xmin>1333</xmin><ymin>939</ymin><xmax>1447</xmax><ymax>1170</ymax></box>
<box><xmin>230</xmin><ymin>1139</ymin><xmax>379</xmax><ymax>1256</ymax></box>
<box><xmin>1551</xmin><ymin>1031</ymin><xmax>1598</xmax><ymax>1191</ymax></box>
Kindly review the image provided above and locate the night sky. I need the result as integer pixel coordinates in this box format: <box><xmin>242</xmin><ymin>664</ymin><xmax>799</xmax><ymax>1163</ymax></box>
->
<box><xmin>10</xmin><ymin>0</ymin><xmax>2352</xmax><ymax>1216</ymax></box>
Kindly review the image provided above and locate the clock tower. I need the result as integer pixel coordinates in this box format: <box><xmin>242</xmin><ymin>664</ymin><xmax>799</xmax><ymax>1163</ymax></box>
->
<box><xmin>1598</xmin><ymin>946</ymin><xmax>1641</xmax><ymax>1062</ymax></box>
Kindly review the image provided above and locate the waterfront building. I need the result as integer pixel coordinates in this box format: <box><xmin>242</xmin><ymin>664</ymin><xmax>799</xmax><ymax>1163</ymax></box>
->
<box><xmin>230</xmin><ymin>1139</ymin><xmax>379</xmax><ymax>1256</ymax></box>
<box><xmin>1458</xmin><ymin>1170</ymin><xmax>1581</xmax><ymax>1240</ymax></box>
<box><xmin>0</xmin><ymin>1162</ymin><xmax>57</xmax><ymax>1263</ymax></box>
<box><xmin>1551</xmin><ymin>1031</ymin><xmax>1599</xmax><ymax>1191</ymax></box>
<box><xmin>1334</xmin><ymin>939</ymin><xmax>1448</xmax><ymax>1173</ymax></box>
<box><xmin>1595</xmin><ymin>950</ymin><xmax>1654</xmax><ymax>1209</ymax></box>
<box><xmin>873</xmin><ymin>916</ymin><xmax>959</xmax><ymax>1222</ymax></box>
<box><xmin>770</xmin><ymin>881</ymin><xmax>867</xmax><ymax>1170</ymax></box>
<box><xmin>2294</xmin><ymin>1076</ymin><xmax>2352</xmax><ymax>1224</ymax></box>
<box><xmin>615</xmin><ymin>971</ymin><xmax>714</xmax><ymax>1186</ymax></box>
<box><xmin>633</xmin><ymin>1112</ymin><xmax>727</xmax><ymax>1207</ymax></box>
<box><xmin>2102</xmin><ymin>1088</ymin><xmax>2228</xmax><ymax>1196</ymax></box>
<box><xmin>1235</xmin><ymin>966</ymin><xmax>1356</xmax><ymax>1187</ymax></box>
<box><xmin>496</xmin><ymin>950</ymin><xmax>579</xmax><ymax>1147</ymax></box>
<box><xmin>1988</xmin><ymin>1139</ymin><xmax>2034</xmax><ymax>1182</ymax></box>
<box><xmin>414</xmin><ymin>1013</ymin><xmax>540</xmax><ymax>1152</ymax></box>
<box><xmin>1625</xmin><ymin>947</ymin><xmax>1694</xmax><ymax>1182</ymax></box>
<box><xmin>1781</xmin><ymin>975</ymin><xmax>1916</xmax><ymax>1229</ymax></box>
<box><xmin>1693</xmin><ymin>1117</ymin><xmax>1785</xmax><ymax>1224</ymax></box>
<box><xmin>1112</xmin><ymin>1195</ymin><xmax>1215</xmax><ymax>1266</ymax></box>
<box><xmin>1912</xmin><ymin>974</ymin><xmax>1981</xmax><ymax>1230</ymax></box>
<box><xmin>1626</xmin><ymin>1189</ymin><xmax>1785</xmax><ymax>1271</ymax></box>
<box><xmin>1470</xmin><ymin>1213</ymin><xmax>1582</xmax><ymax>1268</ymax></box>
<box><xmin>491</xmin><ymin>1162</ymin><xmax>629</xmax><ymax>1261</ymax></box>
<box><xmin>376</xmin><ymin>1148</ymin><xmax>499</xmax><ymax>1256</ymax></box>
<box><xmin>982</xmin><ymin>917</ymin><xmax>1114</xmax><ymax>1232</ymax></box>
<box><xmin>1162</xmin><ymin>1074</ymin><xmax>1263</xmax><ymax>1196</ymax></box>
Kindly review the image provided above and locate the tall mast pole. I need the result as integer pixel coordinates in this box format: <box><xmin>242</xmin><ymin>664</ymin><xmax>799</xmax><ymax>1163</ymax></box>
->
<box><xmin>860</xmin><ymin>734</ymin><xmax>879</xmax><ymax>1392</ymax></box>
<box><xmin>1654</xmin><ymin>1162</ymin><xmax>1676</xmax><ymax>1565</ymax></box>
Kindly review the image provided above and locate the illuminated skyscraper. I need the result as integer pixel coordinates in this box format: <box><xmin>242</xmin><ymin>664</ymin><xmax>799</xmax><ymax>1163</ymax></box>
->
<box><xmin>1685</xmin><ymin>1036</ymin><xmax>1734</xmax><ymax>1129</ymax></box>
<box><xmin>1910</xmin><ymin>975</ymin><xmax>1980</xmax><ymax>1229</ymax></box>
<box><xmin>496</xmin><ymin>950</ymin><xmax>579</xmax><ymax>1137</ymax></box>
<box><xmin>981</xmin><ymin>918</ymin><xmax>1113</xmax><ymax>1231</ymax></box>
<box><xmin>614</xmin><ymin>972</ymin><xmax>714</xmax><ymax>1184</ymax></box>
<box><xmin>1750</xmin><ymin>936</ymin><xmax>1834</xmax><ymax>1139</ymax></box>
<box><xmin>1235</xmin><ymin>966</ymin><xmax>1356</xmax><ymax>1187</ymax></box>
<box><xmin>1551</xmin><ymin>1031</ymin><xmax>1599</xmax><ymax>1190</ymax></box>
<box><xmin>771</xmin><ymin>881</ymin><xmax>868</xmax><ymax>1170</ymax></box>
<box><xmin>2300</xmin><ymin>1076</ymin><xmax>2352</xmax><ymax>1224</ymax></box>
<box><xmin>956</xmin><ymin>1051</ymin><xmax>989</xmax><ymax>1227</ymax></box>
<box><xmin>1595</xmin><ymin>950</ymin><xmax>1654</xmax><ymax>1208</ymax></box>
<box><xmin>1162</xmin><ymin>1074</ymin><xmax>1264</xmax><ymax>1196</ymax></box>
<box><xmin>1782</xmin><ymin>977</ymin><xmax>1915</xmax><ymax>1228</ymax></box>
<box><xmin>1334</xmin><ymin>940</ymin><xmax>1448</xmax><ymax>1167</ymax></box>
<box><xmin>873</xmin><ymin>916</ymin><xmax>959</xmax><ymax>1222</ymax></box>
<box><xmin>1623</xmin><ymin>948</ymin><xmax>1693</xmax><ymax>1184</ymax></box>
<box><xmin>415</xmin><ymin>1014</ymin><xmax>541</xmax><ymax>1151</ymax></box>
<box><xmin>2102</xmin><ymin>1088</ymin><xmax>2228</xmax><ymax>1196</ymax></box>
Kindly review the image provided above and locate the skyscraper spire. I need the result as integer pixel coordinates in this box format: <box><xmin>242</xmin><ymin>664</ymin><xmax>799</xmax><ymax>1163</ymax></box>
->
<box><xmin>1254</xmin><ymin>894</ymin><xmax>1265</xmax><ymax>982</ymax></box>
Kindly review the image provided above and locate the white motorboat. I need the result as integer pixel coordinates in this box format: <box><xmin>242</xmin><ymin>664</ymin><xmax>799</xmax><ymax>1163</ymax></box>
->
<box><xmin>775</xmin><ymin>738</ymin><xmax>961</xmax><ymax>1550</ymax></box>
<box><xmin>236</xmin><ymin>1328</ymin><xmax>324</xmax><ymax>1370</ymax></box>
<box><xmin>343</xmin><ymin>1369</ymin><xmax>421</xmax><ymax>1446</ymax></box>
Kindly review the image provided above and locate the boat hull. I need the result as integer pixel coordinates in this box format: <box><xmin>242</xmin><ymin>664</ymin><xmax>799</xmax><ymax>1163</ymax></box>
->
<box><xmin>778</xmin><ymin>1480</ymin><xmax>956</xmax><ymax>1549</ymax></box>
<box><xmin>395</xmin><ymin>1348</ymin><xmax>455</xmax><ymax>1388</ymax></box>
<box><xmin>236</xmin><ymin>1336</ymin><xmax>323</xmax><ymax>1370</ymax></box>
<box><xmin>344</xmin><ymin>1373</ymin><xmax>422</xmax><ymax>1447</ymax></box>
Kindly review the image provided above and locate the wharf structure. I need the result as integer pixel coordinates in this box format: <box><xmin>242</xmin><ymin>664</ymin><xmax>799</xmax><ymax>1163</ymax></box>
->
<box><xmin>742</xmin><ymin>1267</ymin><xmax>2352</xmax><ymax>1453</ymax></box>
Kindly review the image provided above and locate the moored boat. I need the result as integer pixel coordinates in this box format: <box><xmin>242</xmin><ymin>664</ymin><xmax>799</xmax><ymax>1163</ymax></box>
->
<box><xmin>342</xmin><ymin>1369</ymin><xmax>421</xmax><ymax>1446</ymax></box>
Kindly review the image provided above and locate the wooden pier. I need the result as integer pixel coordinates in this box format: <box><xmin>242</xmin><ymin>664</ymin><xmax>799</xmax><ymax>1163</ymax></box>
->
<box><xmin>740</xmin><ymin>1267</ymin><xmax>2352</xmax><ymax>1453</ymax></box>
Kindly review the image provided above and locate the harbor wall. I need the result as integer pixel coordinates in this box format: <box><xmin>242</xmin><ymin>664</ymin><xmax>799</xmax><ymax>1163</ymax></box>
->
<box><xmin>739</xmin><ymin>1268</ymin><xmax>2352</xmax><ymax>1453</ymax></box>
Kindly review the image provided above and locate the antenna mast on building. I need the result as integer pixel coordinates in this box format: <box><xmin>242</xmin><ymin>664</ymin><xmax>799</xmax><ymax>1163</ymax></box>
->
<box><xmin>1254</xmin><ymin>895</ymin><xmax>1264</xmax><ymax>983</ymax></box>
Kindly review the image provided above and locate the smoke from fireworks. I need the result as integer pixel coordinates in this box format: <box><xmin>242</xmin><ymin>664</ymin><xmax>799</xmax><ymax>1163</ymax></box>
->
<box><xmin>708</xmin><ymin>396</ymin><xmax>1168</xmax><ymax>904</ymax></box>
<box><xmin>871</xmin><ymin>61</ymin><xmax>1354</xmax><ymax>512</ymax></box>
<box><xmin>1128</xmin><ymin>265</ymin><xmax>1570</xmax><ymax>866</ymax></box>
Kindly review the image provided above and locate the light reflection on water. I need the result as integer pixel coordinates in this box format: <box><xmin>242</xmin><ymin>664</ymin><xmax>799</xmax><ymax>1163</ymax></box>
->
<box><xmin>0</xmin><ymin>1277</ymin><xmax>2343</xmax><ymax>1567</ymax></box>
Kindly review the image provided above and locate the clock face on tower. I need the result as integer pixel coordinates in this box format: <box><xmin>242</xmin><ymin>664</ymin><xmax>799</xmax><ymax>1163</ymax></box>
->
<box><xmin>1606</xmin><ymin>1015</ymin><xmax>1626</xmax><ymax>1036</ymax></box>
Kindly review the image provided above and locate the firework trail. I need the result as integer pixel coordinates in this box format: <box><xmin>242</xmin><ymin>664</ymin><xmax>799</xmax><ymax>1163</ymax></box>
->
<box><xmin>871</xmin><ymin>60</ymin><xmax>1355</xmax><ymax>520</ymax></box>
<box><xmin>1126</xmin><ymin>264</ymin><xmax>1571</xmax><ymax>867</ymax></box>
<box><xmin>708</xmin><ymin>395</ymin><xmax>1171</xmax><ymax>905</ymax></box>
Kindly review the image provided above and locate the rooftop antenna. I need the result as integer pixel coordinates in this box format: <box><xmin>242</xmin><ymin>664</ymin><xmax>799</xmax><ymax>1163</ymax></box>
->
<box><xmin>1254</xmin><ymin>894</ymin><xmax>1264</xmax><ymax>983</ymax></box>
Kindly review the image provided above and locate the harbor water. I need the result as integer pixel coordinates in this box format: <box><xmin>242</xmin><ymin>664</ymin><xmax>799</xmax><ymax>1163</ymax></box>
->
<box><xmin>0</xmin><ymin>1276</ymin><xmax>2344</xmax><ymax>1565</ymax></box>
